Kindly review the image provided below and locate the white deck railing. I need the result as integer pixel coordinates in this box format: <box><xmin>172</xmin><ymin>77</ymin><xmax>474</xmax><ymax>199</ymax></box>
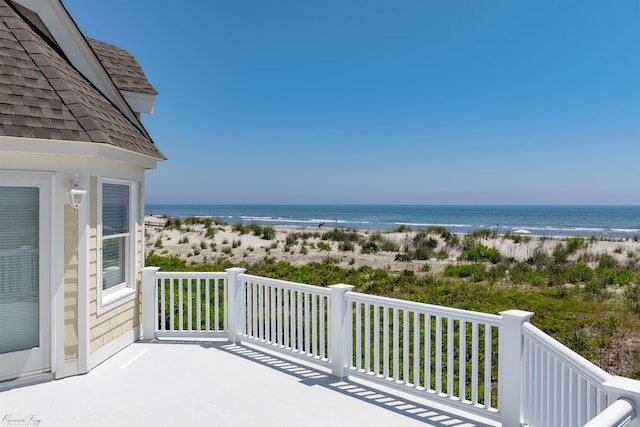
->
<box><xmin>345</xmin><ymin>291</ymin><xmax>503</xmax><ymax>420</ymax></box>
<box><xmin>238</xmin><ymin>273</ymin><xmax>332</xmax><ymax>368</ymax></box>
<box><xmin>142</xmin><ymin>267</ymin><xmax>640</xmax><ymax>427</ymax></box>
<box><xmin>522</xmin><ymin>322</ymin><xmax>612</xmax><ymax>426</ymax></box>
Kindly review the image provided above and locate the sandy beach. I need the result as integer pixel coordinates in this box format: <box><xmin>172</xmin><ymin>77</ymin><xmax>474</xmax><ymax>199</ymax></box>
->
<box><xmin>144</xmin><ymin>215</ymin><xmax>640</xmax><ymax>274</ymax></box>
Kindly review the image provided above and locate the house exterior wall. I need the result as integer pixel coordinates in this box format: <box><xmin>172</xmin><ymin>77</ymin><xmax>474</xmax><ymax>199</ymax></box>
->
<box><xmin>0</xmin><ymin>143</ymin><xmax>154</xmax><ymax>379</ymax></box>
<box><xmin>64</xmin><ymin>204</ymin><xmax>78</xmax><ymax>360</ymax></box>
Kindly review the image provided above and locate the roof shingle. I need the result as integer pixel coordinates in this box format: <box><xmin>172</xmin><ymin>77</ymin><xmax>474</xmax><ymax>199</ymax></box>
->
<box><xmin>87</xmin><ymin>38</ymin><xmax>157</xmax><ymax>96</ymax></box>
<box><xmin>0</xmin><ymin>0</ymin><xmax>165</xmax><ymax>160</ymax></box>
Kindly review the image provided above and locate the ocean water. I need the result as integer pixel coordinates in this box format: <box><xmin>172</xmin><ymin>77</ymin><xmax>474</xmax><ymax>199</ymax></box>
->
<box><xmin>145</xmin><ymin>204</ymin><xmax>640</xmax><ymax>239</ymax></box>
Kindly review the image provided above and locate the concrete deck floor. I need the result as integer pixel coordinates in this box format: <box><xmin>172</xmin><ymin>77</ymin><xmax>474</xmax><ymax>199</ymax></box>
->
<box><xmin>0</xmin><ymin>340</ymin><xmax>500</xmax><ymax>427</ymax></box>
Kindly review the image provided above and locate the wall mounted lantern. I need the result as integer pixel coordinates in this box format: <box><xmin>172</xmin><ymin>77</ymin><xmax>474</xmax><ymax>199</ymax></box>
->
<box><xmin>66</xmin><ymin>174</ymin><xmax>87</xmax><ymax>211</ymax></box>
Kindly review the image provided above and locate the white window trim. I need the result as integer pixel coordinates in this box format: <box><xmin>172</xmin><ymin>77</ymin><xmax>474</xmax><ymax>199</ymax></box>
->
<box><xmin>97</xmin><ymin>177</ymin><xmax>137</xmax><ymax>315</ymax></box>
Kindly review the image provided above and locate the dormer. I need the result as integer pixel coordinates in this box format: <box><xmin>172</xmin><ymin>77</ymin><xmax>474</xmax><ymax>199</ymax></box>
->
<box><xmin>87</xmin><ymin>38</ymin><xmax>157</xmax><ymax>117</ymax></box>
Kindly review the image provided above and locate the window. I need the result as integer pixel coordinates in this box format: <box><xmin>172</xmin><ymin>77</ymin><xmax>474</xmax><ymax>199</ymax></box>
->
<box><xmin>0</xmin><ymin>186</ymin><xmax>39</xmax><ymax>354</ymax></box>
<box><xmin>99</xmin><ymin>179</ymin><xmax>136</xmax><ymax>312</ymax></box>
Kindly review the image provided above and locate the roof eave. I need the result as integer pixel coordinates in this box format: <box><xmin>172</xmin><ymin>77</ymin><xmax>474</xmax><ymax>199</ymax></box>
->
<box><xmin>0</xmin><ymin>135</ymin><xmax>165</xmax><ymax>169</ymax></box>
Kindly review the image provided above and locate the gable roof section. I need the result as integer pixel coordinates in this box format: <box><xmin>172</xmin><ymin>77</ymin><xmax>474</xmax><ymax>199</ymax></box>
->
<box><xmin>87</xmin><ymin>38</ymin><xmax>157</xmax><ymax>96</ymax></box>
<box><xmin>0</xmin><ymin>0</ymin><xmax>165</xmax><ymax>160</ymax></box>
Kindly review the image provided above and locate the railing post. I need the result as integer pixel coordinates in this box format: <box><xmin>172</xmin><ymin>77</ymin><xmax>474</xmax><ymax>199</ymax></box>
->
<box><xmin>329</xmin><ymin>284</ymin><xmax>354</xmax><ymax>378</ymax></box>
<box><xmin>599</xmin><ymin>376</ymin><xmax>640</xmax><ymax>427</ymax></box>
<box><xmin>499</xmin><ymin>309</ymin><xmax>533</xmax><ymax>427</ymax></box>
<box><xmin>142</xmin><ymin>266</ymin><xmax>160</xmax><ymax>340</ymax></box>
<box><xmin>226</xmin><ymin>268</ymin><xmax>247</xmax><ymax>343</ymax></box>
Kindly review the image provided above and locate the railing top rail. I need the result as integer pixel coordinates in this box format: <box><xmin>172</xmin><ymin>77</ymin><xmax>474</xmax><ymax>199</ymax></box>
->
<box><xmin>582</xmin><ymin>398</ymin><xmax>635</xmax><ymax>427</ymax></box>
<box><xmin>346</xmin><ymin>291</ymin><xmax>503</xmax><ymax>326</ymax></box>
<box><xmin>155</xmin><ymin>271</ymin><xmax>228</xmax><ymax>279</ymax></box>
<box><xmin>523</xmin><ymin>322</ymin><xmax>612</xmax><ymax>386</ymax></box>
<box><xmin>239</xmin><ymin>273</ymin><xmax>332</xmax><ymax>296</ymax></box>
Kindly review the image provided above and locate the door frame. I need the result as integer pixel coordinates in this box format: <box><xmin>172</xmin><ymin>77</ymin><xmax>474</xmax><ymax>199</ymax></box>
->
<box><xmin>0</xmin><ymin>170</ymin><xmax>54</xmax><ymax>382</ymax></box>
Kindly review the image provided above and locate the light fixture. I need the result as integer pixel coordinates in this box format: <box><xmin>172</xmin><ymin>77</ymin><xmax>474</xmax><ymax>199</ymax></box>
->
<box><xmin>66</xmin><ymin>174</ymin><xmax>87</xmax><ymax>211</ymax></box>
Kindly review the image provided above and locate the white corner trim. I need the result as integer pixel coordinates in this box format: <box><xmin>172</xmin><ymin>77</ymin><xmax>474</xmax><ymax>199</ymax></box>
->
<box><xmin>89</xmin><ymin>325</ymin><xmax>140</xmax><ymax>371</ymax></box>
<box><xmin>59</xmin><ymin>358</ymin><xmax>78</xmax><ymax>379</ymax></box>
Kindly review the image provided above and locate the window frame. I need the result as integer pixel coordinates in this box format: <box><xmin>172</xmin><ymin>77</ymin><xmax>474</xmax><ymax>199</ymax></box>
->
<box><xmin>97</xmin><ymin>177</ymin><xmax>137</xmax><ymax>314</ymax></box>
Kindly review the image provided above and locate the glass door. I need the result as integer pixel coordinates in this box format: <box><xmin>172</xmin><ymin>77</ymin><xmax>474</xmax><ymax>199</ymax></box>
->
<box><xmin>0</xmin><ymin>175</ymin><xmax>51</xmax><ymax>381</ymax></box>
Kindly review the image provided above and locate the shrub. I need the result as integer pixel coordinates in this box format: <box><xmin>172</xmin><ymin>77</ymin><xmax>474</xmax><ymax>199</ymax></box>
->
<box><xmin>598</xmin><ymin>254</ymin><xmax>619</xmax><ymax>269</ymax></box>
<box><xmin>339</xmin><ymin>240</ymin><xmax>355</xmax><ymax>252</ymax></box>
<box><xmin>316</xmin><ymin>241</ymin><xmax>331</xmax><ymax>252</ymax></box>
<box><xmin>261</xmin><ymin>227</ymin><xmax>276</xmax><ymax>240</ymax></box>
<box><xmin>443</xmin><ymin>264</ymin><xmax>486</xmax><ymax>282</ymax></box>
<box><xmin>625</xmin><ymin>284</ymin><xmax>640</xmax><ymax>313</ymax></box>
<box><xmin>565</xmin><ymin>237</ymin><xmax>585</xmax><ymax>254</ymax></box>
<box><xmin>553</xmin><ymin>244</ymin><xmax>568</xmax><ymax>263</ymax></box>
<box><xmin>459</xmin><ymin>237</ymin><xmax>501</xmax><ymax>263</ymax></box>
<box><xmin>470</xmin><ymin>228</ymin><xmax>492</xmax><ymax>239</ymax></box>
<box><xmin>285</xmin><ymin>235</ymin><xmax>297</xmax><ymax>246</ymax></box>
<box><xmin>249</xmin><ymin>223</ymin><xmax>263</xmax><ymax>235</ymax></box>
<box><xmin>425</xmin><ymin>225</ymin><xmax>449</xmax><ymax>236</ymax></box>
<box><xmin>232</xmin><ymin>223</ymin><xmax>248</xmax><ymax>234</ymax></box>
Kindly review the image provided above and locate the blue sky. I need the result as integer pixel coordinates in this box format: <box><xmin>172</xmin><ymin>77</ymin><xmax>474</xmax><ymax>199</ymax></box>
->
<box><xmin>63</xmin><ymin>0</ymin><xmax>639</xmax><ymax>205</ymax></box>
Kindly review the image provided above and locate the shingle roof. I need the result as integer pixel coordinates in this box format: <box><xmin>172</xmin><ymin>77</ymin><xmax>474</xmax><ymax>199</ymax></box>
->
<box><xmin>0</xmin><ymin>0</ymin><xmax>165</xmax><ymax>160</ymax></box>
<box><xmin>87</xmin><ymin>38</ymin><xmax>157</xmax><ymax>96</ymax></box>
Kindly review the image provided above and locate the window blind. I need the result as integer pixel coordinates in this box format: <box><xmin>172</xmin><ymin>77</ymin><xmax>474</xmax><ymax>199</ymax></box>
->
<box><xmin>103</xmin><ymin>183</ymin><xmax>129</xmax><ymax>236</ymax></box>
<box><xmin>0</xmin><ymin>187</ymin><xmax>40</xmax><ymax>354</ymax></box>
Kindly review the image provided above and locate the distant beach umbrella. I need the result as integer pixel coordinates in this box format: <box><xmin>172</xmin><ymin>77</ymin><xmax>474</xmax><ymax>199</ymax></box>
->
<box><xmin>513</xmin><ymin>228</ymin><xmax>532</xmax><ymax>235</ymax></box>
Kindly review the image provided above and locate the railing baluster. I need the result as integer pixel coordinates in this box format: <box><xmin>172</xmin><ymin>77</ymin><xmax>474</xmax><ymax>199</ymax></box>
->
<box><xmin>436</xmin><ymin>315</ymin><xmax>442</xmax><ymax>394</ymax></box>
<box><xmin>319</xmin><ymin>294</ymin><xmax>325</xmax><ymax>358</ymax></box>
<box><xmin>252</xmin><ymin>281</ymin><xmax>258</xmax><ymax>337</ymax></box>
<box><xmin>579</xmin><ymin>376</ymin><xmax>588</xmax><ymax>425</ymax></box>
<box><xmin>282</xmin><ymin>289</ymin><xmax>291</xmax><ymax>349</ymax></box>
<box><xmin>447</xmin><ymin>317</ymin><xmax>454</xmax><ymax>398</ymax></box>
<box><xmin>459</xmin><ymin>319</ymin><xmax>466</xmax><ymax>402</ymax></box>
<box><xmin>383</xmin><ymin>306</ymin><xmax>389</xmax><ymax>379</ymax></box>
<box><xmin>472</xmin><ymin>321</ymin><xmax>478</xmax><ymax>405</ymax></box>
<box><xmin>483</xmin><ymin>324</ymin><xmax>491</xmax><ymax>409</ymax></box>
<box><xmin>364</xmin><ymin>303</ymin><xmax>370</xmax><ymax>373</ymax></box>
<box><xmin>196</xmin><ymin>278</ymin><xmax>201</xmax><ymax>331</ymax></box>
<box><xmin>304</xmin><ymin>292</ymin><xmax>310</xmax><ymax>354</ymax></box>
<box><xmin>214</xmin><ymin>279</ymin><xmax>219</xmax><ymax>331</ymax></box>
<box><xmin>393</xmin><ymin>307</ymin><xmax>399</xmax><ymax>381</ymax></box>
<box><xmin>160</xmin><ymin>277</ymin><xmax>166</xmax><ymax>332</ymax></box>
<box><xmin>169</xmin><ymin>278</ymin><xmax>175</xmax><ymax>331</ymax></box>
<box><xmin>413</xmin><ymin>311</ymin><xmax>420</xmax><ymax>388</ymax></box>
<box><xmin>178</xmin><ymin>277</ymin><xmax>184</xmax><ymax>331</ymax></box>
<box><xmin>297</xmin><ymin>290</ymin><xmax>303</xmax><ymax>352</ymax></box>
<box><xmin>355</xmin><ymin>302</ymin><xmax>361</xmax><ymax>370</ymax></box>
<box><xmin>187</xmin><ymin>278</ymin><xmax>192</xmax><ymax>331</ymax></box>
<box><xmin>403</xmin><ymin>309</ymin><xmax>409</xmax><ymax>384</ymax></box>
<box><xmin>311</xmin><ymin>293</ymin><xmax>317</xmax><ymax>356</ymax></box>
<box><xmin>425</xmin><ymin>314</ymin><xmax>431</xmax><ymax>391</ymax></box>
<box><xmin>374</xmin><ymin>304</ymin><xmax>380</xmax><ymax>376</ymax></box>
<box><xmin>268</xmin><ymin>285</ymin><xmax>273</xmax><ymax>344</ymax></box>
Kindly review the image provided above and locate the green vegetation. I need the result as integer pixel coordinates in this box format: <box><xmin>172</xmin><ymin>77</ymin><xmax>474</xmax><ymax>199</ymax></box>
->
<box><xmin>146</xmin><ymin>239</ymin><xmax>640</xmax><ymax>378</ymax></box>
<box><xmin>146</xmin><ymin>218</ymin><xmax>640</xmax><ymax>377</ymax></box>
